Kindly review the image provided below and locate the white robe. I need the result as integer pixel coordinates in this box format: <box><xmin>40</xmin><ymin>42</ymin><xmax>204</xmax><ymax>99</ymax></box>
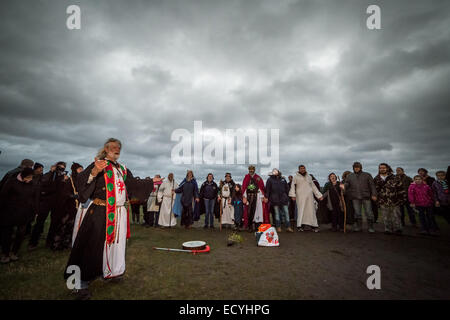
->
<box><xmin>102</xmin><ymin>165</ymin><xmax>128</xmax><ymax>279</ymax></box>
<box><xmin>157</xmin><ymin>179</ymin><xmax>178</xmax><ymax>227</ymax></box>
<box><xmin>289</xmin><ymin>173</ymin><xmax>322</xmax><ymax>228</ymax></box>
<box><xmin>219</xmin><ymin>182</ymin><xmax>234</xmax><ymax>225</ymax></box>
<box><xmin>71</xmin><ymin>200</ymin><xmax>92</xmax><ymax>247</ymax></box>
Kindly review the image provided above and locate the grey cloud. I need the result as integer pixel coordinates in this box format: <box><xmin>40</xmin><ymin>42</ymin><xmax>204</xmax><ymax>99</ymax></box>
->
<box><xmin>0</xmin><ymin>0</ymin><xmax>449</xmax><ymax>185</ymax></box>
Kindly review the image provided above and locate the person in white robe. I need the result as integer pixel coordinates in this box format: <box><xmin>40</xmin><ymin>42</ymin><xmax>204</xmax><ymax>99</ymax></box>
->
<box><xmin>218</xmin><ymin>173</ymin><xmax>235</xmax><ymax>228</ymax></box>
<box><xmin>157</xmin><ymin>173</ymin><xmax>178</xmax><ymax>227</ymax></box>
<box><xmin>289</xmin><ymin>165</ymin><xmax>323</xmax><ymax>232</ymax></box>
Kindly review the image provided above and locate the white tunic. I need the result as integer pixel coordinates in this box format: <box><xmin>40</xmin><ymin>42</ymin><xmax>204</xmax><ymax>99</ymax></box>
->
<box><xmin>219</xmin><ymin>182</ymin><xmax>234</xmax><ymax>225</ymax></box>
<box><xmin>102</xmin><ymin>165</ymin><xmax>128</xmax><ymax>279</ymax></box>
<box><xmin>289</xmin><ymin>172</ymin><xmax>322</xmax><ymax>228</ymax></box>
<box><xmin>157</xmin><ymin>179</ymin><xmax>178</xmax><ymax>227</ymax></box>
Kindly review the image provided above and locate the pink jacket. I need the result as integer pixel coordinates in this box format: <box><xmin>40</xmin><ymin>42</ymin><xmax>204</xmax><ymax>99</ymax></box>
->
<box><xmin>408</xmin><ymin>183</ymin><xmax>434</xmax><ymax>207</ymax></box>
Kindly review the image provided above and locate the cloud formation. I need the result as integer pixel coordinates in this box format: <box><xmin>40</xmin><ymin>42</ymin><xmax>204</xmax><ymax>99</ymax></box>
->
<box><xmin>1</xmin><ymin>0</ymin><xmax>449</xmax><ymax>184</ymax></box>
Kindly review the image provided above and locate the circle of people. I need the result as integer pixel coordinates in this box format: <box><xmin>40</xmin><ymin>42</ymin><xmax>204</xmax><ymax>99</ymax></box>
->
<box><xmin>1</xmin><ymin>158</ymin><xmax>449</xmax><ymax>265</ymax></box>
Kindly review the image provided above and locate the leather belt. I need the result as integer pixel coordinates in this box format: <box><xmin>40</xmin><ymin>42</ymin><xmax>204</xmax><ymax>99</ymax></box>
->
<box><xmin>93</xmin><ymin>198</ymin><xmax>128</xmax><ymax>207</ymax></box>
<box><xmin>93</xmin><ymin>198</ymin><xmax>106</xmax><ymax>206</ymax></box>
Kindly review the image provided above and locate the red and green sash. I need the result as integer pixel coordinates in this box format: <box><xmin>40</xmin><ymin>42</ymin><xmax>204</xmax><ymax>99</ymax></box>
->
<box><xmin>104</xmin><ymin>161</ymin><xmax>129</xmax><ymax>245</ymax></box>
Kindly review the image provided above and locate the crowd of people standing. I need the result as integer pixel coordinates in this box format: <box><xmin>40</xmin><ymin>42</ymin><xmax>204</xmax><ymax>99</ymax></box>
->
<box><xmin>0</xmin><ymin>157</ymin><xmax>449</xmax><ymax>265</ymax></box>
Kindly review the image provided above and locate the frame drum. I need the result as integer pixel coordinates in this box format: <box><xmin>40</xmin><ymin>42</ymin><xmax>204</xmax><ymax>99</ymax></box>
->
<box><xmin>182</xmin><ymin>241</ymin><xmax>206</xmax><ymax>250</ymax></box>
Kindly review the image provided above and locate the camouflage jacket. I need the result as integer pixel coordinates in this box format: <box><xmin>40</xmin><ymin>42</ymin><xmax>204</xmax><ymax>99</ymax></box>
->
<box><xmin>374</xmin><ymin>174</ymin><xmax>406</xmax><ymax>207</ymax></box>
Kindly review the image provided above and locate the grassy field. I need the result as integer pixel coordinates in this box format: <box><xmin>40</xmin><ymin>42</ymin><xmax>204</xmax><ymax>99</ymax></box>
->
<box><xmin>1</xmin><ymin>212</ymin><xmax>450</xmax><ymax>300</ymax></box>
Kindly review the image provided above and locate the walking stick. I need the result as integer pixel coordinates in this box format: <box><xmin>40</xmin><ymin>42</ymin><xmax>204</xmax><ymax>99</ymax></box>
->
<box><xmin>342</xmin><ymin>192</ymin><xmax>347</xmax><ymax>233</ymax></box>
<box><xmin>169</xmin><ymin>180</ymin><xmax>174</xmax><ymax>228</ymax></box>
<box><xmin>219</xmin><ymin>198</ymin><xmax>223</xmax><ymax>231</ymax></box>
<box><xmin>337</xmin><ymin>176</ymin><xmax>347</xmax><ymax>233</ymax></box>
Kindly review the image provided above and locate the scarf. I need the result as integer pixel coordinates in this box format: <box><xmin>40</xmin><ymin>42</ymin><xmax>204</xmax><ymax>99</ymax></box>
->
<box><xmin>104</xmin><ymin>161</ymin><xmax>128</xmax><ymax>245</ymax></box>
<box><xmin>439</xmin><ymin>179</ymin><xmax>448</xmax><ymax>194</ymax></box>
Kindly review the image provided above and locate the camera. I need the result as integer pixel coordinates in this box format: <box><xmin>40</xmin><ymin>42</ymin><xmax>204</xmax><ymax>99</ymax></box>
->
<box><xmin>55</xmin><ymin>166</ymin><xmax>67</xmax><ymax>177</ymax></box>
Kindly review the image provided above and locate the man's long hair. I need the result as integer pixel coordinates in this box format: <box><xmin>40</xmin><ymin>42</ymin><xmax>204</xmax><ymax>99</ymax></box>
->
<box><xmin>378</xmin><ymin>163</ymin><xmax>393</xmax><ymax>175</ymax></box>
<box><xmin>186</xmin><ymin>170</ymin><xmax>194</xmax><ymax>181</ymax></box>
<box><xmin>96</xmin><ymin>138</ymin><xmax>122</xmax><ymax>160</ymax></box>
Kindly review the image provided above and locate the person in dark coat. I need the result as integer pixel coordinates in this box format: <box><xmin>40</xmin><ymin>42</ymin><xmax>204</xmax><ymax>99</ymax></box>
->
<box><xmin>51</xmin><ymin>163</ymin><xmax>83</xmax><ymax>250</ymax></box>
<box><xmin>200</xmin><ymin>173</ymin><xmax>219</xmax><ymax>229</ymax></box>
<box><xmin>1</xmin><ymin>168</ymin><xmax>38</xmax><ymax>264</ymax></box>
<box><xmin>25</xmin><ymin>163</ymin><xmax>44</xmax><ymax>236</ymax></box>
<box><xmin>29</xmin><ymin>161</ymin><xmax>66</xmax><ymax>249</ymax></box>
<box><xmin>343</xmin><ymin>162</ymin><xmax>377</xmax><ymax>233</ymax></box>
<box><xmin>341</xmin><ymin>171</ymin><xmax>355</xmax><ymax>226</ymax></box>
<box><xmin>396</xmin><ymin>167</ymin><xmax>416</xmax><ymax>227</ymax></box>
<box><xmin>433</xmin><ymin>170</ymin><xmax>450</xmax><ymax>224</ymax></box>
<box><xmin>0</xmin><ymin>159</ymin><xmax>34</xmax><ymax>192</ymax></box>
<box><xmin>265</xmin><ymin>169</ymin><xmax>293</xmax><ymax>232</ymax></box>
<box><xmin>322</xmin><ymin>173</ymin><xmax>345</xmax><ymax>232</ymax></box>
<box><xmin>231</xmin><ymin>184</ymin><xmax>244</xmax><ymax>230</ymax></box>
<box><xmin>175</xmin><ymin>170</ymin><xmax>200</xmax><ymax>229</ymax></box>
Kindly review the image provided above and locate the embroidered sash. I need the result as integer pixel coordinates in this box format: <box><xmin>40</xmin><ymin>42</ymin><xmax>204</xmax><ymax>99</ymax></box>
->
<box><xmin>104</xmin><ymin>161</ymin><xmax>128</xmax><ymax>245</ymax></box>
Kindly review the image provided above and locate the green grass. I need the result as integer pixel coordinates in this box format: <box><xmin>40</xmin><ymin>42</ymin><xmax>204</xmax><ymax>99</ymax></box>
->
<box><xmin>1</xmin><ymin>209</ymin><xmax>450</xmax><ymax>300</ymax></box>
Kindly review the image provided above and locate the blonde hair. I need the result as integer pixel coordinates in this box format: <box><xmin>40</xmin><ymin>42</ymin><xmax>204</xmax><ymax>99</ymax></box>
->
<box><xmin>96</xmin><ymin>138</ymin><xmax>122</xmax><ymax>159</ymax></box>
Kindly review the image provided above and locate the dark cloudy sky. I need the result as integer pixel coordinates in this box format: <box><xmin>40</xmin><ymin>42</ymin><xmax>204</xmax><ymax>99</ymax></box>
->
<box><xmin>1</xmin><ymin>0</ymin><xmax>449</xmax><ymax>184</ymax></box>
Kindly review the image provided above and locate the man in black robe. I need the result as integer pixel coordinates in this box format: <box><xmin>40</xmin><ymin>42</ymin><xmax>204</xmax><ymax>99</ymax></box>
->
<box><xmin>64</xmin><ymin>138</ymin><xmax>155</xmax><ymax>300</ymax></box>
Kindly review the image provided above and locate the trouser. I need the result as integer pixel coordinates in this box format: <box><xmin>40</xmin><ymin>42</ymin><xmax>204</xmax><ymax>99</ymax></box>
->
<box><xmin>380</xmin><ymin>205</ymin><xmax>402</xmax><ymax>232</ymax></box>
<box><xmin>147</xmin><ymin>211</ymin><xmax>160</xmax><ymax>226</ymax></box>
<box><xmin>1</xmin><ymin>224</ymin><xmax>27</xmax><ymax>256</ymax></box>
<box><xmin>331</xmin><ymin>207</ymin><xmax>344</xmax><ymax>230</ymax></box>
<box><xmin>416</xmin><ymin>206</ymin><xmax>439</xmax><ymax>232</ymax></box>
<box><xmin>399</xmin><ymin>201</ymin><xmax>417</xmax><ymax>226</ymax></box>
<box><xmin>246</xmin><ymin>193</ymin><xmax>257</xmax><ymax>229</ymax></box>
<box><xmin>371</xmin><ymin>200</ymin><xmax>379</xmax><ymax>223</ymax></box>
<box><xmin>143</xmin><ymin>211</ymin><xmax>150</xmax><ymax>225</ymax></box>
<box><xmin>29</xmin><ymin>199</ymin><xmax>54</xmax><ymax>247</ymax></box>
<box><xmin>436</xmin><ymin>205</ymin><xmax>450</xmax><ymax>224</ymax></box>
<box><xmin>181</xmin><ymin>204</ymin><xmax>193</xmax><ymax>226</ymax></box>
<box><xmin>131</xmin><ymin>204</ymin><xmax>141</xmax><ymax>223</ymax></box>
<box><xmin>352</xmin><ymin>199</ymin><xmax>374</xmax><ymax>223</ymax></box>
<box><xmin>273</xmin><ymin>205</ymin><xmax>290</xmax><ymax>228</ymax></box>
<box><xmin>288</xmin><ymin>199</ymin><xmax>296</xmax><ymax>221</ymax></box>
<box><xmin>233</xmin><ymin>204</ymin><xmax>243</xmax><ymax>227</ymax></box>
<box><xmin>204</xmin><ymin>199</ymin><xmax>215</xmax><ymax>227</ymax></box>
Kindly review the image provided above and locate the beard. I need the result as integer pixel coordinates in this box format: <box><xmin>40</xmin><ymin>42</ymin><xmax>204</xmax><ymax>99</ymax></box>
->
<box><xmin>107</xmin><ymin>151</ymin><xmax>120</xmax><ymax>161</ymax></box>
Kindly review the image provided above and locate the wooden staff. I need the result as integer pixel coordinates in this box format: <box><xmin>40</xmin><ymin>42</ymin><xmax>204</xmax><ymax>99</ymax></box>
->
<box><xmin>169</xmin><ymin>179</ymin><xmax>174</xmax><ymax>228</ymax></box>
<box><xmin>219</xmin><ymin>198</ymin><xmax>223</xmax><ymax>231</ymax></box>
<box><xmin>337</xmin><ymin>176</ymin><xmax>347</xmax><ymax>233</ymax></box>
<box><xmin>69</xmin><ymin>175</ymin><xmax>79</xmax><ymax>209</ymax></box>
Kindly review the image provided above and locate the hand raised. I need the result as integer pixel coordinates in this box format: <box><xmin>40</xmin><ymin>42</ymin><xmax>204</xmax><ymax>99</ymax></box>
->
<box><xmin>92</xmin><ymin>159</ymin><xmax>108</xmax><ymax>176</ymax></box>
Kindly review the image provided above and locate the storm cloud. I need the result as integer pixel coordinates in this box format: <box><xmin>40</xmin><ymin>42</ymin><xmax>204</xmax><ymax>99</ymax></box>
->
<box><xmin>0</xmin><ymin>0</ymin><xmax>449</xmax><ymax>184</ymax></box>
